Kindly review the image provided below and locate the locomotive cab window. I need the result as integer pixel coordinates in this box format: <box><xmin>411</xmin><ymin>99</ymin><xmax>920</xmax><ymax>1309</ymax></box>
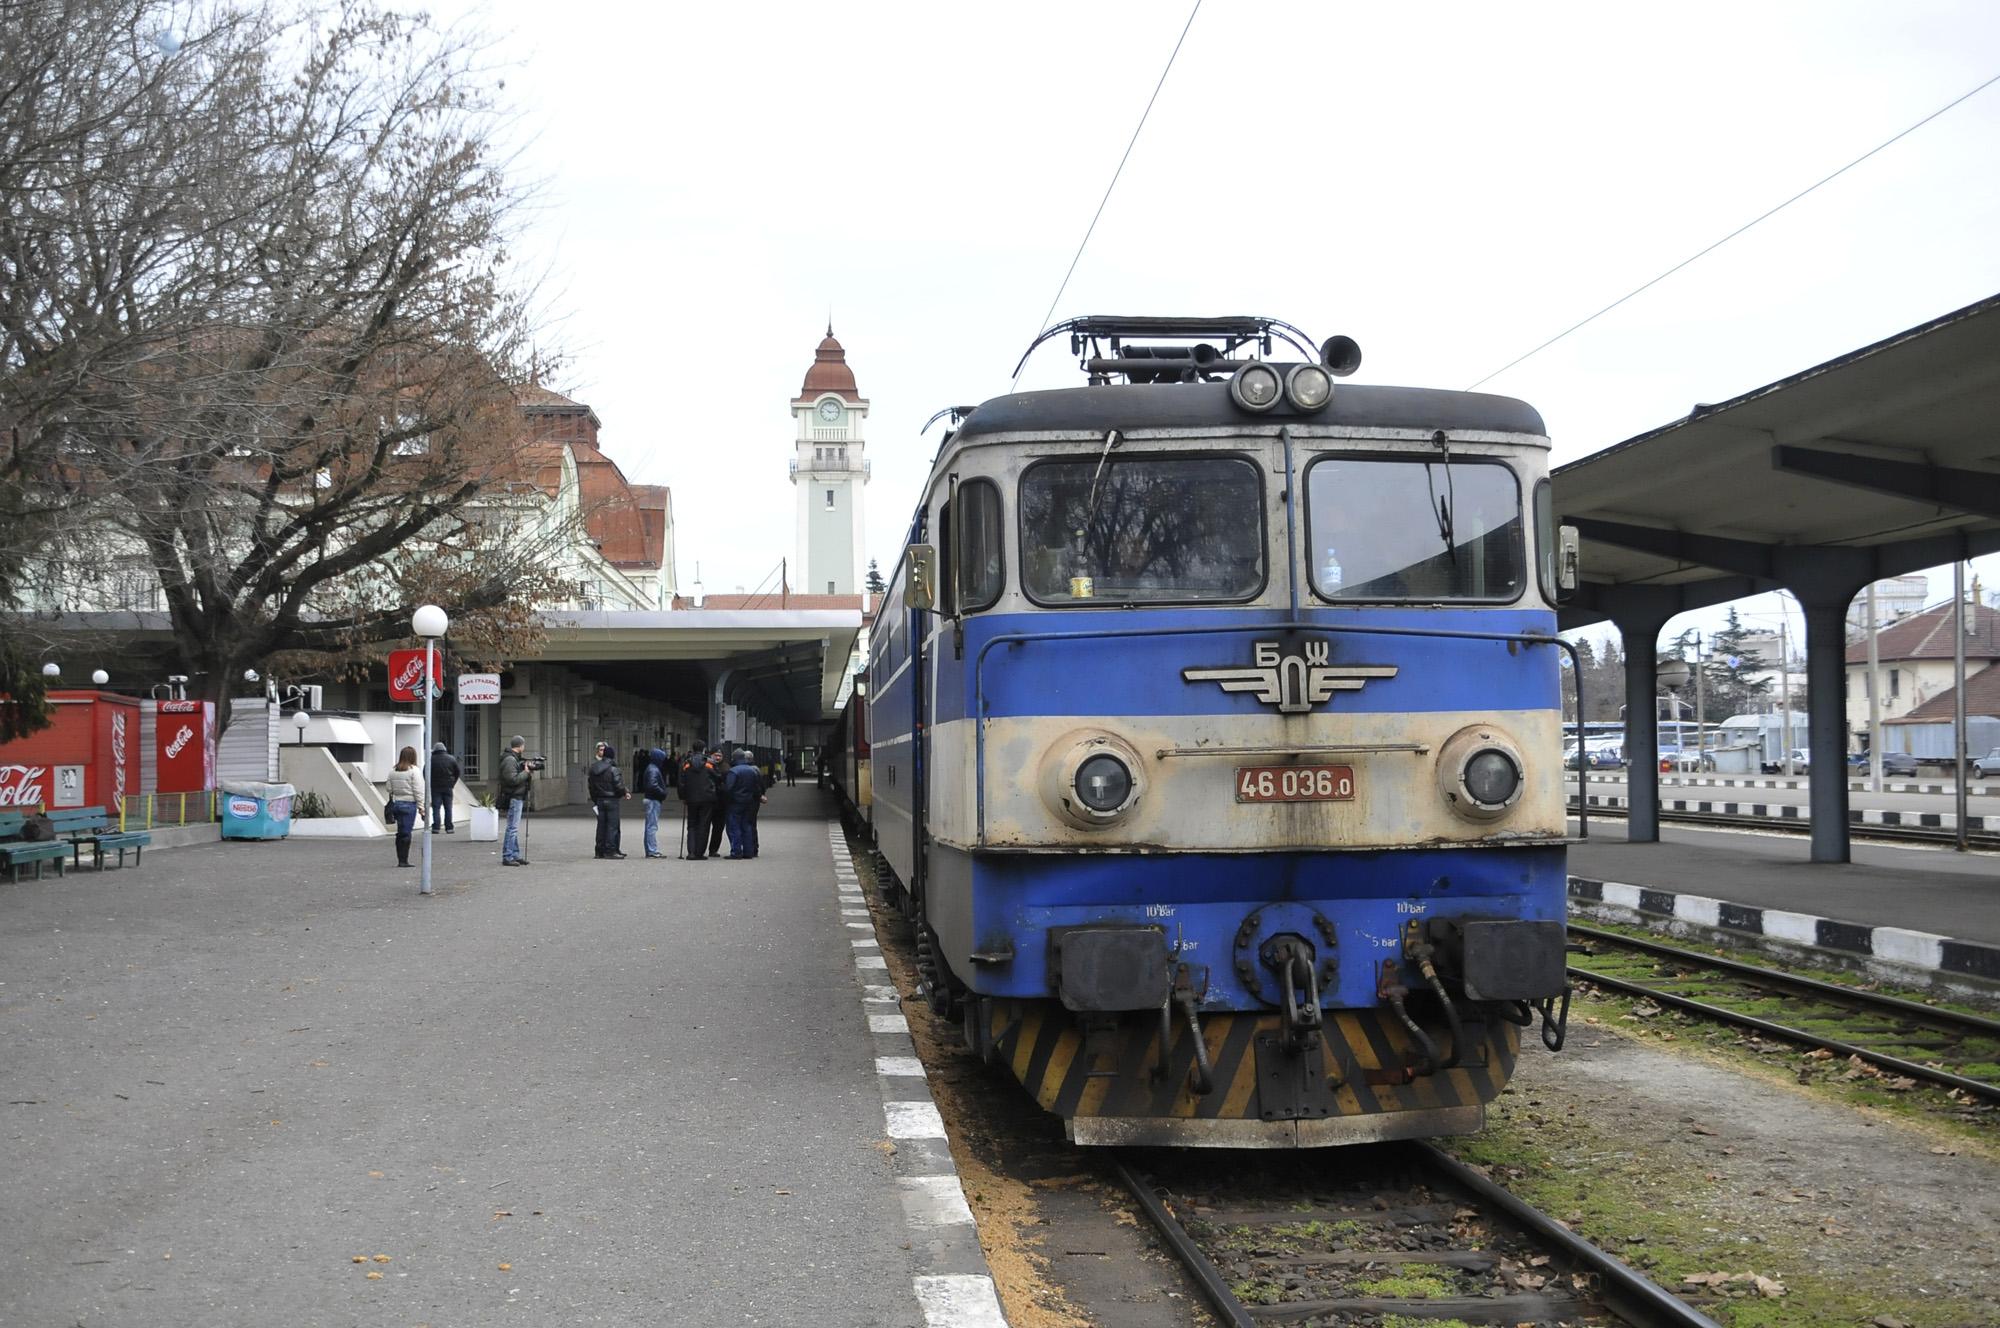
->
<box><xmin>1019</xmin><ymin>454</ymin><xmax>1264</xmax><ymax>605</ymax></box>
<box><xmin>948</xmin><ymin>479</ymin><xmax>1004</xmax><ymax>613</ymax></box>
<box><xmin>1306</xmin><ymin>456</ymin><xmax>1525</xmax><ymax>602</ymax></box>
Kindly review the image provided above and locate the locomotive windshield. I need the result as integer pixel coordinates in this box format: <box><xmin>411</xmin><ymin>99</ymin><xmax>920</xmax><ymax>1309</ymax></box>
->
<box><xmin>1020</xmin><ymin>455</ymin><xmax>1264</xmax><ymax>604</ymax></box>
<box><xmin>1305</xmin><ymin>456</ymin><xmax>1525</xmax><ymax>601</ymax></box>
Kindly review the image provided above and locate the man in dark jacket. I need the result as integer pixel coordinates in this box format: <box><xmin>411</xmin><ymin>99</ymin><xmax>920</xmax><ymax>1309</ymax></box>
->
<box><xmin>723</xmin><ymin>748</ymin><xmax>767</xmax><ymax>859</ymax></box>
<box><xmin>428</xmin><ymin>742</ymin><xmax>462</xmax><ymax>834</ymax></box>
<box><xmin>497</xmin><ymin>736</ymin><xmax>534</xmax><ymax>866</ymax></box>
<box><xmin>677</xmin><ymin>740</ymin><xmax>718</xmax><ymax>859</ymax></box>
<box><xmin>639</xmin><ymin>746</ymin><xmax>671</xmax><ymax>859</ymax></box>
<box><xmin>703</xmin><ymin>742</ymin><xmax>729</xmax><ymax>860</ymax></box>
<box><xmin>586</xmin><ymin>741</ymin><xmax>630</xmax><ymax>859</ymax></box>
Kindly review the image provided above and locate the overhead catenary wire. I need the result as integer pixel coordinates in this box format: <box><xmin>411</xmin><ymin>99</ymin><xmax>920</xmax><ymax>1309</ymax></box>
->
<box><xmin>1467</xmin><ymin>68</ymin><xmax>2000</xmax><ymax>391</ymax></box>
<box><xmin>1012</xmin><ymin>0</ymin><xmax>1202</xmax><ymax>388</ymax></box>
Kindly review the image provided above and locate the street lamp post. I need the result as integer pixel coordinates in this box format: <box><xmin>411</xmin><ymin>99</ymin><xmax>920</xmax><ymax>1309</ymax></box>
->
<box><xmin>412</xmin><ymin>604</ymin><xmax>449</xmax><ymax>896</ymax></box>
<box><xmin>1656</xmin><ymin>658</ymin><xmax>1691</xmax><ymax>773</ymax></box>
<box><xmin>291</xmin><ymin>710</ymin><xmax>311</xmax><ymax>746</ymax></box>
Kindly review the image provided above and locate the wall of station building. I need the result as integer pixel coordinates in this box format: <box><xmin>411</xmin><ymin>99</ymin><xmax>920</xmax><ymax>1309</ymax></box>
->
<box><xmin>306</xmin><ymin>663</ymin><xmax>703</xmax><ymax>807</ymax></box>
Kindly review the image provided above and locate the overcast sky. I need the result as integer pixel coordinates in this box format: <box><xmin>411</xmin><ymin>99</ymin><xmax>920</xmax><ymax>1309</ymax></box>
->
<box><xmin>440</xmin><ymin>0</ymin><xmax>2000</xmax><ymax>641</ymax></box>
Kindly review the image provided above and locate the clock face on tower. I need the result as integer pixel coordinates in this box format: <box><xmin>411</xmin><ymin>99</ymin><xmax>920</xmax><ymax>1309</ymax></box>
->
<box><xmin>818</xmin><ymin>398</ymin><xmax>842</xmax><ymax>422</ymax></box>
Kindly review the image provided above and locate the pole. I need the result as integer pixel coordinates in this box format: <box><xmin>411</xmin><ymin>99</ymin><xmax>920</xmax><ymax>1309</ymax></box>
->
<box><xmin>1954</xmin><ymin>561</ymin><xmax>1968</xmax><ymax>852</ymax></box>
<box><xmin>1694</xmin><ymin>633</ymin><xmax>1707</xmax><ymax>773</ymax></box>
<box><xmin>421</xmin><ymin>638</ymin><xmax>435</xmax><ymax>894</ymax></box>
<box><xmin>1779</xmin><ymin>614</ymin><xmax>1794</xmax><ymax>777</ymax></box>
<box><xmin>1865</xmin><ymin>583</ymin><xmax>1883</xmax><ymax>794</ymax></box>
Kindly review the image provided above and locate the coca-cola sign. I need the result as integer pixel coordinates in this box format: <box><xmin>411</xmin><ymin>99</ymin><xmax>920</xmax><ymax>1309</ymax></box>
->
<box><xmin>155</xmin><ymin>699</ymin><xmax>214</xmax><ymax>794</ymax></box>
<box><xmin>388</xmin><ymin>648</ymin><xmax>443</xmax><ymax>702</ymax></box>
<box><xmin>0</xmin><ymin>764</ymin><xmax>48</xmax><ymax>808</ymax></box>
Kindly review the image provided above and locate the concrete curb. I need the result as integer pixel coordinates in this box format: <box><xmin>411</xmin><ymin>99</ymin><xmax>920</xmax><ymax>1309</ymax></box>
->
<box><xmin>1584</xmin><ymin>775</ymin><xmax>1999</xmax><ymax>795</ymax></box>
<box><xmin>827</xmin><ymin>821</ymin><xmax>1009</xmax><ymax>1328</ymax></box>
<box><xmin>1571</xmin><ymin>792</ymin><xmax>1993</xmax><ymax>833</ymax></box>
<box><xmin>1567</xmin><ymin>874</ymin><xmax>2000</xmax><ymax>990</ymax></box>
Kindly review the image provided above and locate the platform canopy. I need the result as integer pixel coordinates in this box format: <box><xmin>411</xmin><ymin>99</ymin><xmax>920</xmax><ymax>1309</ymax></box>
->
<box><xmin>537</xmin><ymin>608</ymin><xmax>864</xmax><ymax>725</ymax></box>
<box><xmin>1555</xmin><ymin>291</ymin><xmax>2000</xmax><ymax>626</ymax></box>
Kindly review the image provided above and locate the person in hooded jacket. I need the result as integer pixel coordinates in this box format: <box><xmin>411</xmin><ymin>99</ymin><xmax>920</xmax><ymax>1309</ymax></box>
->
<box><xmin>587</xmin><ymin>740</ymin><xmax>630</xmax><ymax>859</ymax></box>
<box><xmin>639</xmin><ymin>746</ymin><xmax>672</xmax><ymax>858</ymax></box>
<box><xmin>677</xmin><ymin>740</ymin><xmax>718</xmax><ymax>860</ymax></box>
<box><xmin>703</xmin><ymin>742</ymin><xmax>729</xmax><ymax>860</ymax></box>
<box><xmin>722</xmin><ymin>748</ymin><xmax>768</xmax><ymax>859</ymax></box>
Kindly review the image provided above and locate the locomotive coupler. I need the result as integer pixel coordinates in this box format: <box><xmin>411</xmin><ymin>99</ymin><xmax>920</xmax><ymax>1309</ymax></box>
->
<box><xmin>1263</xmin><ymin>935</ymin><xmax>1323</xmax><ymax>1054</ymax></box>
<box><xmin>1375</xmin><ymin>959</ymin><xmax>1439</xmax><ymax>1078</ymax></box>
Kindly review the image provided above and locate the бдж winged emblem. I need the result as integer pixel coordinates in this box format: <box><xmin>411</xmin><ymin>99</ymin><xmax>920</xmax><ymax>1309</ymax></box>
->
<box><xmin>1182</xmin><ymin>640</ymin><xmax>1397</xmax><ymax>714</ymax></box>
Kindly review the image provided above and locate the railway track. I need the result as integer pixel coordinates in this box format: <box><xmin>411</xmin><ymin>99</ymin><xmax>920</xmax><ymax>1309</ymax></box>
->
<box><xmin>1568</xmin><ymin>923</ymin><xmax>2000</xmax><ymax>1103</ymax></box>
<box><xmin>1114</xmin><ymin>1144</ymin><xmax>1722</xmax><ymax>1328</ymax></box>
<box><xmin>1566</xmin><ymin>800</ymin><xmax>2000</xmax><ymax>850</ymax></box>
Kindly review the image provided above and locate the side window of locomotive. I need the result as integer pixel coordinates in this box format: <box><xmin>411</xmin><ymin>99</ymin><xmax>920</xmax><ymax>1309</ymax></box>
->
<box><xmin>1533</xmin><ymin>478</ymin><xmax>1558</xmax><ymax>604</ymax></box>
<box><xmin>957</xmin><ymin>479</ymin><xmax>1004</xmax><ymax>612</ymax></box>
<box><xmin>1018</xmin><ymin>455</ymin><xmax>1264</xmax><ymax>604</ymax></box>
<box><xmin>1305</xmin><ymin>457</ymin><xmax>1525</xmax><ymax>602</ymax></box>
<box><xmin>936</xmin><ymin>500</ymin><xmax>956</xmax><ymax>617</ymax></box>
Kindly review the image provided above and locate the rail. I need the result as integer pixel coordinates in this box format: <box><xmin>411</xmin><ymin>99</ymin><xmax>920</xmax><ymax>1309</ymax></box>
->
<box><xmin>1569</xmin><ymin>923</ymin><xmax>2000</xmax><ymax>1102</ymax></box>
<box><xmin>1113</xmin><ymin>1145</ymin><xmax>1722</xmax><ymax>1328</ymax></box>
<box><xmin>973</xmin><ymin>619</ymin><xmax>1585</xmax><ymax>843</ymax></box>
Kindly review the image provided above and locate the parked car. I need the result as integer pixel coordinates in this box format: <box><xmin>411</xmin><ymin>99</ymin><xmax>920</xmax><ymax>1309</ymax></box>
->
<box><xmin>1848</xmin><ymin>750</ymin><xmax>1919</xmax><ymax>777</ymax></box>
<box><xmin>1973</xmin><ymin>748</ymin><xmax>2000</xmax><ymax>780</ymax></box>
<box><xmin>1762</xmin><ymin>747</ymin><xmax>1810</xmax><ymax>774</ymax></box>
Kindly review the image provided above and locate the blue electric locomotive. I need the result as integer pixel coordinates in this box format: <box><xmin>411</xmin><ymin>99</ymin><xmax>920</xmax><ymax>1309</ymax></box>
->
<box><xmin>866</xmin><ymin>316</ymin><xmax>1575</xmax><ymax>1147</ymax></box>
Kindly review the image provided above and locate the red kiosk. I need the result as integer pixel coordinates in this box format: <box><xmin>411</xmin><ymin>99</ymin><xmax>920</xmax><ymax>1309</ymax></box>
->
<box><xmin>0</xmin><ymin>691</ymin><xmax>142</xmax><ymax>813</ymax></box>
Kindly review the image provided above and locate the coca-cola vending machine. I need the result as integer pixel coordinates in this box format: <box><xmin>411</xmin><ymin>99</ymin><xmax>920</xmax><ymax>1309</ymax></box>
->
<box><xmin>0</xmin><ymin>691</ymin><xmax>141</xmax><ymax>812</ymax></box>
<box><xmin>155</xmin><ymin>699</ymin><xmax>216</xmax><ymax>794</ymax></box>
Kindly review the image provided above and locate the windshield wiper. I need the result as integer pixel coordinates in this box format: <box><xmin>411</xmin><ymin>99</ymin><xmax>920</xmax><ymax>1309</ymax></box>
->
<box><xmin>1426</xmin><ymin>429</ymin><xmax>1457</xmax><ymax>563</ymax></box>
<box><xmin>1070</xmin><ymin>429</ymin><xmax>1122</xmax><ymax>594</ymax></box>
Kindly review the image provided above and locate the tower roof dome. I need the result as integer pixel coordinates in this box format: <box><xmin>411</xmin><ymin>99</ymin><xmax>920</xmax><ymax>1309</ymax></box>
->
<box><xmin>799</xmin><ymin>323</ymin><xmax>861</xmax><ymax>400</ymax></box>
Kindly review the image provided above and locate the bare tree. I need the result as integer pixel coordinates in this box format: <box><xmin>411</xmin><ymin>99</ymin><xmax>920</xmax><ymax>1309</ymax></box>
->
<box><xmin>1</xmin><ymin>0</ymin><xmax>577</xmax><ymax>728</ymax></box>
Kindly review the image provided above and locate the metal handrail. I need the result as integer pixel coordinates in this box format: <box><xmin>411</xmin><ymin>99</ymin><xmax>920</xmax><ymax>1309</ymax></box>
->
<box><xmin>971</xmin><ymin>618</ymin><xmax>1586</xmax><ymax>843</ymax></box>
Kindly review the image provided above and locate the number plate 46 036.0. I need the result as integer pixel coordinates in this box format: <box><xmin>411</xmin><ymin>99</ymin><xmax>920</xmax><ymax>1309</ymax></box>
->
<box><xmin>1235</xmin><ymin>764</ymin><xmax>1355</xmax><ymax>803</ymax></box>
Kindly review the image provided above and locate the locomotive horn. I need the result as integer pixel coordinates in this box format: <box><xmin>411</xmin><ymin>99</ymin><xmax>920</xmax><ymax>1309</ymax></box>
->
<box><xmin>1320</xmin><ymin>335</ymin><xmax>1363</xmax><ymax>377</ymax></box>
<box><xmin>1190</xmin><ymin>342</ymin><xmax>1221</xmax><ymax>368</ymax></box>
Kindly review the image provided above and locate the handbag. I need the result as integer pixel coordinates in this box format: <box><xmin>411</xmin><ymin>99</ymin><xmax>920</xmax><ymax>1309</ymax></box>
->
<box><xmin>383</xmin><ymin>803</ymin><xmax>397</xmax><ymax>826</ymax></box>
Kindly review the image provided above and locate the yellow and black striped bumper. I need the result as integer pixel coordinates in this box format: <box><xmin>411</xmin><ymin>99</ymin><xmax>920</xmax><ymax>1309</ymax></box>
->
<box><xmin>991</xmin><ymin>1000</ymin><xmax>1519</xmax><ymax>1149</ymax></box>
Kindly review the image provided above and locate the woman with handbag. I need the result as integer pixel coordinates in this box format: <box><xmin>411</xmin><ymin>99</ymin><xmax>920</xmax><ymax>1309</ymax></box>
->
<box><xmin>385</xmin><ymin>745</ymin><xmax>427</xmax><ymax>868</ymax></box>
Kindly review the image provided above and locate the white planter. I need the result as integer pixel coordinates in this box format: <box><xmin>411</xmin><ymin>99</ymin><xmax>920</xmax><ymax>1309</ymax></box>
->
<box><xmin>468</xmin><ymin>805</ymin><xmax>500</xmax><ymax>842</ymax></box>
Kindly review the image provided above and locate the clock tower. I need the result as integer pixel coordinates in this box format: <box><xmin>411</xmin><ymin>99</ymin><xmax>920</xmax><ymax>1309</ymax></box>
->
<box><xmin>790</xmin><ymin>325</ymin><xmax>869</xmax><ymax>595</ymax></box>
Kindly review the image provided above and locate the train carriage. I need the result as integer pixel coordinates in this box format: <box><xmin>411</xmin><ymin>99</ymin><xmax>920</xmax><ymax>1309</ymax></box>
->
<box><xmin>864</xmin><ymin>317</ymin><xmax>1575</xmax><ymax>1147</ymax></box>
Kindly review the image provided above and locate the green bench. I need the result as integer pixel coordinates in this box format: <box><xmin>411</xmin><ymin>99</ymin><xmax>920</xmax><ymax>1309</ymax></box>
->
<box><xmin>49</xmin><ymin>806</ymin><xmax>151</xmax><ymax>871</ymax></box>
<box><xmin>0</xmin><ymin>810</ymin><xmax>71</xmax><ymax>882</ymax></box>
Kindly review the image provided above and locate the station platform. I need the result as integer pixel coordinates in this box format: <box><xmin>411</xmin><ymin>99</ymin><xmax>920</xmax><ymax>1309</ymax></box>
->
<box><xmin>1566</xmin><ymin>818</ymin><xmax>2000</xmax><ymax>984</ymax></box>
<box><xmin>0</xmin><ymin>787</ymin><xmax>1003</xmax><ymax>1327</ymax></box>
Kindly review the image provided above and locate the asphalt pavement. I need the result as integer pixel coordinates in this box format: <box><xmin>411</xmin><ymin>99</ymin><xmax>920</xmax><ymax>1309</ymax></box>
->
<box><xmin>0</xmin><ymin>786</ymin><xmax>930</xmax><ymax>1327</ymax></box>
<box><xmin>1567</xmin><ymin>816</ymin><xmax>2000</xmax><ymax>947</ymax></box>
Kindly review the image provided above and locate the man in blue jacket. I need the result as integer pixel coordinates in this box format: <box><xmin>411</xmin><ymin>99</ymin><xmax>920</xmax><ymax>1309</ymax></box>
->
<box><xmin>722</xmin><ymin>748</ymin><xmax>767</xmax><ymax>859</ymax></box>
<box><xmin>640</xmin><ymin>747</ymin><xmax>671</xmax><ymax>858</ymax></box>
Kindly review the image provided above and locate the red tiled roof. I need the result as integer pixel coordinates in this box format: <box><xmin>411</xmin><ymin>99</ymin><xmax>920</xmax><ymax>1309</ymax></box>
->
<box><xmin>795</xmin><ymin>327</ymin><xmax>861</xmax><ymax>402</ymax></box>
<box><xmin>1886</xmin><ymin>662</ymin><xmax>2000</xmax><ymax>722</ymax></box>
<box><xmin>1846</xmin><ymin>601</ymin><xmax>2000</xmax><ymax>664</ymax></box>
<box><xmin>507</xmin><ymin>386</ymin><xmax>662</xmax><ymax>570</ymax></box>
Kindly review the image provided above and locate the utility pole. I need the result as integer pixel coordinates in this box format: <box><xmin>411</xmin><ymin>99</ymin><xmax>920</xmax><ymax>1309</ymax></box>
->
<box><xmin>1865</xmin><ymin>583</ymin><xmax>1882</xmax><ymax>794</ymax></box>
<box><xmin>1954</xmin><ymin>561</ymin><xmax>1969</xmax><ymax>851</ymax></box>
<box><xmin>1779</xmin><ymin>615</ymin><xmax>1794</xmax><ymax>778</ymax></box>
<box><xmin>1694</xmin><ymin>631</ymin><xmax>1707</xmax><ymax>771</ymax></box>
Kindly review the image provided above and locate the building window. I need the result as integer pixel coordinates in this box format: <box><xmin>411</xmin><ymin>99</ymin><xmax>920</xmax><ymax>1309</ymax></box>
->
<box><xmin>825</xmin><ymin>488</ymin><xmax>835</xmax><ymax>510</ymax></box>
<box><xmin>827</xmin><ymin>580</ymin><xmax>835</xmax><ymax>594</ymax></box>
<box><xmin>1889</xmin><ymin>669</ymin><xmax>1899</xmax><ymax>698</ymax></box>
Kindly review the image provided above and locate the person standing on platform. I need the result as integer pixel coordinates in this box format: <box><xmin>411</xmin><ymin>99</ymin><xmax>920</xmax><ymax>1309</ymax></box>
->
<box><xmin>640</xmin><ymin>746</ymin><xmax>671</xmax><ymax>858</ymax></box>
<box><xmin>587</xmin><ymin>741</ymin><xmax>630</xmax><ymax>859</ymax></box>
<box><xmin>785</xmin><ymin>754</ymin><xmax>797</xmax><ymax>788</ymax></box>
<box><xmin>723</xmin><ymin>748</ymin><xmax>768</xmax><ymax>859</ymax></box>
<box><xmin>385</xmin><ymin>745</ymin><xmax>427</xmax><ymax>867</ymax></box>
<box><xmin>678</xmin><ymin>740</ymin><xmax>718</xmax><ymax>860</ymax></box>
<box><xmin>498</xmin><ymin>735</ymin><xmax>534</xmax><ymax>866</ymax></box>
<box><xmin>428</xmin><ymin>741</ymin><xmax>461</xmax><ymax>834</ymax></box>
<box><xmin>704</xmin><ymin>742</ymin><xmax>729</xmax><ymax>861</ymax></box>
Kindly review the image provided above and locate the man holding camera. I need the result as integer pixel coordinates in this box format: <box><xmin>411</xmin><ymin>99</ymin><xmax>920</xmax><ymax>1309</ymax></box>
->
<box><xmin>498</xmin><ymin>735</ymin><xmax>537</xmax><ymax>866</ymax></box>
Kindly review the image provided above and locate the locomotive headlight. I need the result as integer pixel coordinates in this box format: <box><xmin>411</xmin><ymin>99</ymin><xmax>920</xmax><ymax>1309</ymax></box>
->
<box><xmin>1285</xmin><ymin>363</ymin><xmax>1334</xmax><ymax>411</ymax></box>
<box><xmin>1435</xmin><ymin>724</ymin><xmax>1527</xmax><ymax>822</ymax></box>
<box><xmin>1463</xmin><ymin>749</ymin><xmax>1522</xmax><ymax>807</ymax></box>
<box><xmin>1075</xmin><ymin>754</ymin><xmax>1133</xmax><ymax>812</ymax></box>
<box><xmin>1230</xmin><ymin>362</ymin><xmax>1282</xmax><ymax>412</ymax></box>
<box><xmin>1040</xmin><ymin>731</ymin><xmax>1147</xmax><ymax>828</ymax></box>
